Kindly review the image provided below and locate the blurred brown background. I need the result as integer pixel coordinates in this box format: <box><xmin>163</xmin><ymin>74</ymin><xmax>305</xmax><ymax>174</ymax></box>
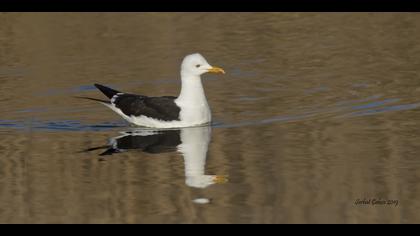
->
<box><xmin>1</xmin><ymin>13</ymin><xmax>420</xmax><ymax>223</ymax></box>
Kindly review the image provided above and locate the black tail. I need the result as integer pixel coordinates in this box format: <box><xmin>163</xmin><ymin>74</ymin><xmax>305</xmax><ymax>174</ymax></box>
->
<box><xmin>79</xmin><ymin>145</ymin><xmax>110</xmax><ymax>153</ymax></box>
<box><xmin>73</xmin><ymin>96</ymin><xmax>110</xmax><ymax>104</ymax></box>
<box><xmin>100</xmin><ymin>148</ymin><xmax>121</xmax><ymax>156</ymax></box>
<box><xmin>94</xmin><ymin>84</ymin><xmax>121</xmax><ymax>99</ymax></box>
<box><xmin>79</xmin><ymin>145</ymin><xmax>120</xmax><ymax>156</ymax></box>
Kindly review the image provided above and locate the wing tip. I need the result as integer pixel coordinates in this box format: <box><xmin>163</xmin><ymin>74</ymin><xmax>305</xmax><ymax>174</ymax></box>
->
<box><xmin>94</xmin><ymin>83</ymin><xmax>120</xmax><ymax>99</ymax></box>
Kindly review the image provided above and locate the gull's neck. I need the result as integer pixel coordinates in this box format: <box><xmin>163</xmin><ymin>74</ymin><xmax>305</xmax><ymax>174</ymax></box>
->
<box><xmin>176</xmin><ymin>71</ymin><xmax>208</xmax><ymax>105</ymax></box>
<box><xmin>177</xmin><ymin>126</ymin><xmax>213</xmax><ymax>189</ymax></box>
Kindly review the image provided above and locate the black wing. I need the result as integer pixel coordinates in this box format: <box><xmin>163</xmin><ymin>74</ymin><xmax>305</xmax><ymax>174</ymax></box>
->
<box><xmin>81</xmin><ymin>130</ymin><xmax>182</xmax><ymax>156</ymax></box>
<box><xmin>95</xmin><ymin>84</ymin><xmax>120</xmax><ymax>99</ymax></box>
<box><xmin>114</xmin><ymin>130</ymin><xmax>181</xmax><ymax>154</ymax></box>
<box><xmin>113</xmin><ymin>94</ymin><xmax>181</xmax><ymax>121</ymax></box>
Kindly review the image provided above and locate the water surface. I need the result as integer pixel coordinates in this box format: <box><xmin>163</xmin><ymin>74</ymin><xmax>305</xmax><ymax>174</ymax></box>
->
<box><xmin>1</xmin><ymin>13</ymin><xmax>420</xmax><ymax>223</ymax></box>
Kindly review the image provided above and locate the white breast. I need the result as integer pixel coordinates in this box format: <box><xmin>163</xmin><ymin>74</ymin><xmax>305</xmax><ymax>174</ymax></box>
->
<box><xmin>176</xmin><ymin>100</ymin><xmax>212</xmax><ymax>126</ymax></box>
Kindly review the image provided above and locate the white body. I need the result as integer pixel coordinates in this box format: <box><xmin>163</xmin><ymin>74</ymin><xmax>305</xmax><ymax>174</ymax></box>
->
<box><xmin>178</xmin><ymin>126</ymin><xmax>218</xmax><ymax>189</ymax></box>
<box><xmin>103</xmin><ymin>84</ymin><xmax>211</xmax><ymax>128</ymax></box>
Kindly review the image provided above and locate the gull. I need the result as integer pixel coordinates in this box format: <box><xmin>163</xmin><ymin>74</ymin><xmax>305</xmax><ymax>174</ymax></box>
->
<box><xmin>87</xmin><ymin>53</ymin><xmax>225</xmax><ymax>128</ymax></box>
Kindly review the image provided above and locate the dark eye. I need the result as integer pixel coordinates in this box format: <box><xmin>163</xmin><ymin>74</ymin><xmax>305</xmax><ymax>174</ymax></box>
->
<box><xmin>195</xmin><ymin>64</ymin><xmax>201</xmax><ymax>68</ymax></box>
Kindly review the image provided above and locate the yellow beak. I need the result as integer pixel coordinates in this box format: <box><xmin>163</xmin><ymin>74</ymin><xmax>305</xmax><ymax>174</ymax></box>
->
<box><xmin>207</xmin><ymin>66</ymin><xmax>225</xmax><ymax>74</ymax></box>
<box><xmin>213</xmin><ymin>175</ymin><xmax>229</xmax><ymax>184</ymax></box>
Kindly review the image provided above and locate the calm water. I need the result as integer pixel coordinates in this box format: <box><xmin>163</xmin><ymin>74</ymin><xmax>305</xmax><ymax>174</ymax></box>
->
<box><xmin>1</xmin><ymin>13</ymin><xmax>420</xmax><ymax>223</ymax></box>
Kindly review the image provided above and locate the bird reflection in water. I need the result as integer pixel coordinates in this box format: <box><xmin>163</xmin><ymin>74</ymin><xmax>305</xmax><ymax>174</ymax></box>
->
<box><xmin>84</xmin><ymin>125</ymin><xmax>228</xmax><ymax>189</ymax></box>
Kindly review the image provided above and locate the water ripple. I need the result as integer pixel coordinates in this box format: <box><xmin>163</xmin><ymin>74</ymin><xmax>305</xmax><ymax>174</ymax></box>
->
<box><xmin>0</xmin><ymin>119</ymin><xmax>126</xmax><ymax>132</ymax></box>
<box><xmin>339</xmin><ymin>103</ymin><xmax>420</xmax><ymax>118</ymax></box>
<box><xmin>2</xmin><ymin>96</ymin><xmax>419</xmax><ymax>132</ymax></box>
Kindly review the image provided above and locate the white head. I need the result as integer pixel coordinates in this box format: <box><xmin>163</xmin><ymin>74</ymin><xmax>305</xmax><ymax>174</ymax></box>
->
<box><xmin>181</xmin><ymin>53</ymin><xmax>225</xmax><ymax>77</ymax></box>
